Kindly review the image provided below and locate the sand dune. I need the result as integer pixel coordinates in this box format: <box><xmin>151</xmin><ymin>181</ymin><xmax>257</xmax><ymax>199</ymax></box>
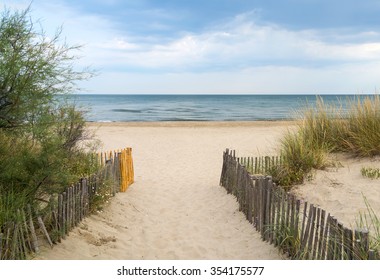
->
<box><xmin>291</xmin><ymin>153</ymin><xmax>380</xmax><ymax>229</ymax></box>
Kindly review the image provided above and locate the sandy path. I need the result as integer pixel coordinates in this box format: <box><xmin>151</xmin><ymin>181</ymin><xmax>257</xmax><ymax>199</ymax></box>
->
<box><xmin>37</xmin><ymin>121</ymin><xmax>291</xmax><ymax>260</ymax></box>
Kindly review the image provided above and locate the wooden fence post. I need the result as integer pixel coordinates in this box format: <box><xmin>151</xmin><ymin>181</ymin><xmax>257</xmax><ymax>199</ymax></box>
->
<box><xmin>21</xmin><ymin>209</ymin><xmax>32</xmax><ymax>252</ymax></box>
<box><xmin>58</xmin><ymin>194</ymin><xmax>64</xmax><ymax>239</ymax></box>
<box><xmin>247</xmin><ymin>176</ymin><xmax>253</xmax><ymax>224</ymax></box>
<box><xmin>37</xmin><ymin>216</ymin><xmax>53</xmax><ymax>248</ymax></box>
<box><xmin>17</xmin><ymin>209</ymin><xmax>27</xmax><ymax>259</ymax></box>
<box><xmin>269</xmin><ymin>183</ymin><xmax>277</xmax><ymax>245</ymax></box>
<box><xmin>265</xmin><ymin>176</ymin><xmax>272</xmax><ymax>242</ymax></box>
<box><xmin>354</xmin><ymin>229</ymin><xmax>369</xmax><ymax>259</ymax></box>
<box><xmin>275</xmin><ymin>184</ymin><xmax>282</xmax><ymax>247</ymax></box>
<box><xmin>27</xmin><ymin>204</ymin><xmax>39</xmax><ymax>254</ymax></box>
<box><xmin>343</xmin><ymin>227</ymin><xmax>353</xmax><ymax>260</ymax></box>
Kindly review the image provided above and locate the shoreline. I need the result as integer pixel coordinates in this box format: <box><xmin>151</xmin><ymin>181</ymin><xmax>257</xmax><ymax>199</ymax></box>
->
<box><xmin>86</xmin><ymin>120</ymin><xmax>299</xmax><ymax>128</ymax></box>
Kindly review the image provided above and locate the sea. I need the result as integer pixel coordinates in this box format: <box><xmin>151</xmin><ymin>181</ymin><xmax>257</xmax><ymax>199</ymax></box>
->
<box><xmin>69</xmin><ymin>94</ymin><xmax>369</xmax><ymax>122</ymax></box>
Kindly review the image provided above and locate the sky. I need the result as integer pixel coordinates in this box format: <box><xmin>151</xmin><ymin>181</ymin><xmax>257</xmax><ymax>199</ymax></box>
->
<box><xmin>3</xmin><ymin>0</ymin><xmax>380</xmax><ymax>94</ymax></box>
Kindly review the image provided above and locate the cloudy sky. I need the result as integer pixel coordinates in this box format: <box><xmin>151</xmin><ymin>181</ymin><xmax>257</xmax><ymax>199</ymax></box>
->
<box><xmin>4</xmin><ymin>0</ymin><xmax>380</xmax><ymax>94</ymax></box>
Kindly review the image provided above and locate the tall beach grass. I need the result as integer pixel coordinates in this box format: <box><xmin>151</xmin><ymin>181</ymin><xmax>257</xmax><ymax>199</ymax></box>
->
<box><xmin>274</xmin><ymin>95</ymin><xmax>380</xmax><ymax>186</ymax></box>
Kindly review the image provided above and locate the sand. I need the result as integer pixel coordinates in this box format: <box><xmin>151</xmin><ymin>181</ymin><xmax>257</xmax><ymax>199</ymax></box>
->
<box><xmin>291</xmin><ymin>153</ymin><xmax>380</xmax><ymax>229</ymax></box>
<box><xmin>37</xmin><ymin>121</ymin><xmax>290</xmax><ymax>260</ymax></box>
<box><xmin>36</xmin><ymin>121</ymin><xmax>380</xmax><ymax>260</ymax></box>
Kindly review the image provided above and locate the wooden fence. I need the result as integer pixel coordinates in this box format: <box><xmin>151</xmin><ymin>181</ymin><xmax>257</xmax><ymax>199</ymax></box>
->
<box><xmin>99</xmin><ymin>147</ymin><xmax>134</xmax><ymax>193</ymax></box>
<box><xmin>220</xmin><ymin>149</ymin><xmax>378</xmax><ymax>260</ymax></box>
<box><xmin>0</xmin><ymin>148</ymin><xmax>134</xmax><ymax>260</ymax></box>
<box><xmin>237</xmin><ymin>154</ymin><xmax>284</xmax><ymax>175</ymax></box>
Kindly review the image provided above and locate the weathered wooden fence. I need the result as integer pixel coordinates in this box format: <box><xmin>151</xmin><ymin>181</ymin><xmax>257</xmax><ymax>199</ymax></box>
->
<box><xmin>237</xmin><ymin>155</ymin><xmax>285</xmax><ymax>175</ymax></box>
<box><xmin>220</xmin><ymin>149</ymin><xmax>377</xmax><ymax>260</ymax></box>
<box><xmin>0</xmin><ymin>148</ymin><xmax>134</xmax><ymax>260</ymax></box>
<box><xmin>99</xmin><ymin>147</ymin><xmax>134</xmax><ymax>193</ymax></box>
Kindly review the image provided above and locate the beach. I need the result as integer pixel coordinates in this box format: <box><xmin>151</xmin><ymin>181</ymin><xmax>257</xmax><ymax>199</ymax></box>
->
<box><xmin>37</xmin><ymin>121</ymin><xmax>291</xmax><ymax>259</ymax></box>
<box><xmin>36</xmin><ymin>120</ymin><xmax>380</xmax><ymax>260</ymax></box>
<box><xmin>291</xmin><ymin>153</ymin><xmax>380</xmax><ymax>228</ymax></box>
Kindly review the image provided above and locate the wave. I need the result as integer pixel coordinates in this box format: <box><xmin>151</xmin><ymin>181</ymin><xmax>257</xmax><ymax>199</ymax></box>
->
<box><xmin>73</xmin><ymin>94</ymin><xmax>357</xmax><ymax>122</ymax></box>
<box><xmin>158</xmin><ymin>118</ymin><xmax>208</xmax><ymax>121</ymax></box>
<box><xmin>112</xmin><ymin>109</ymin><xmax>142</xmax><ymax>113</ymax></box>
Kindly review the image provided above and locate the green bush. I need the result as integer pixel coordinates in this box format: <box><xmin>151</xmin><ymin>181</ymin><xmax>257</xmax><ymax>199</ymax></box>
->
<box><xmin>0</xmin><ymin>6</ymin><xmax>98</xmax><ymax>231</ymax></box>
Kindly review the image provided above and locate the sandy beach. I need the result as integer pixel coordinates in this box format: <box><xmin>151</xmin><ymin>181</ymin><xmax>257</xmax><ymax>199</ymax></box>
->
<box><xmin>37</xmin><ymin>121</ymin><xmax>291</xmax><ymax>260</ymax></box>
<box><xmin>36</xmin><ymin>121</ymin><xmax>380</xmax><ymax>260</ymax></box>
<box><xmin>291</xmin><ymin>153</ymin><xmax>380</xmax><ymax>228</ymax></box>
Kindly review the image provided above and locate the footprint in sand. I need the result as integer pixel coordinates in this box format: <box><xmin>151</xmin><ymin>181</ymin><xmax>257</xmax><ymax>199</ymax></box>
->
<box><xmin>78</xmin><ymin>229</ymin><xmax>116</xmax><ymax>246</ymax></box>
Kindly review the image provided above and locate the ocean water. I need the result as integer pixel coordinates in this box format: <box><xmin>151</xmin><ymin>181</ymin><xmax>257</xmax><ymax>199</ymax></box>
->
<box><xmin>70</xmin><ymin>94</ymin><xmax>364</xmax><ymax>122</ymax></box>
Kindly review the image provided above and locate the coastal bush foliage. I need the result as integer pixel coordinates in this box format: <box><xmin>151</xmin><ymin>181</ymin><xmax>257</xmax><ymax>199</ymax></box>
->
<box><xmin>273</xmin><ymin>95</ymin><xmax>380</xmax><ymax>186</ymax></box>
<box><xmin>0</xmin><ymin>8</ymin><xmax>98</xmax><ymax>226</ymax></box>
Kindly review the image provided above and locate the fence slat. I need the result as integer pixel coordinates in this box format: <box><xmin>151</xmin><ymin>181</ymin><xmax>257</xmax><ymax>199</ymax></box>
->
<box><xmin>17</xmin><ymin>210</ymin><xmax>27</xmax><ymax>259</ymax></box>
<box><xmin>21</xmin><ymin>209</ymin><xmax>32</xmax><ymax>252</ymax></box>
<box><xmin>37</xmin><ymin>216</ymin><xmax>53</xmax><ymax>248</ymax></box>
<box><xmin>265</xmin><ymin>177</ymin><xmax>272</xmax><ymax>241</ymax></box>
<box><xmin>62</xmin><ymin>192</ymin><xmax>67</xmax><ymax>236</ymax></box>
<box><xmin>294</xmin><ymin>199</ymin><xmax>301</xmax><ymax>243</ymax></box>
<box><xmin>343</xmin><ymin>227</ymin><xmax>353</xmax><ymax>260</ymax></box>
<box><xmin>58</xmin><ymin>194</ymin><xmax>64</xmax><ymax>239</ymax></box>
<box><xmin>318</xmin><ymin>209</ymin><xmax>326</xmax><ymax>260</ymax></box>
<box><xmin>285</xmin><ymin>192</ymin><xmax>290</xmax><ymax>231</ymax></box>
<box><xmin>275</xmin><ymin>185</ymin><xmax>282</xmax><ymax>247</ymax></box>
<box><xmin>311</xmin><ymin>207</ymin><xmax>320</xmax><ymax>259</ymax></box>
<box><xmin>300</xmin><ymin>201</ymin><xmax>308</xmax><ymax>246</ymax></box>
<box><xmin>269</xmin><ymin>183</ymin><xmax>277</xmax><ymax>245</ymax></box>
<box><xmin>27</xmin><ymin>204</ymin><xmax>39</xmax><ymax>254</ymax></box>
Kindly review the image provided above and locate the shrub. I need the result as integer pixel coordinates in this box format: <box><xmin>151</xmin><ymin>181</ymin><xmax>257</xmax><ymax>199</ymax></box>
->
<box><xmin>0</xmin><ymin>6</ymin><xmax>98</xmax><ymax>233</ymax></box>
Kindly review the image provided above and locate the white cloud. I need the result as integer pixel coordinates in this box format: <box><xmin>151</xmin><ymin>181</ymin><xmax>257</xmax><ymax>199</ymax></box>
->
<box><xmin>83</xmin><ymin>61</ymin><xmax>380</xmax><ymax>94</ymax></box>
<box><xmin>4</xmin><ymin>1</ymin><xmax>380</xmax><ymax>93</ymax></box>
<box><xmin>86</xmin><ymin>13</ymin><xmax>380</xmax><ymax>72</ymax></box>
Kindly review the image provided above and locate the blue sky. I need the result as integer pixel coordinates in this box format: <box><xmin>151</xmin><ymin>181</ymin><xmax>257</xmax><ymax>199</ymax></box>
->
<box><xmin>4</xmin><ymin>0</ymin><xmax>380</xmax><ymax>94</ymax></box>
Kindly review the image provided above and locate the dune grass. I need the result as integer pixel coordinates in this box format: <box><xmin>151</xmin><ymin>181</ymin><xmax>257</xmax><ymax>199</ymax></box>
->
<box><xmin>343</xmin><ymin>95</ymin><xmax>380</xmax><ymax>156</ymax></box>
<box><xmin>356</xmin><ymin>196</ymin><xmax>380</xmax><ymax>259</ymax></box>
<box><xmin>361</xmin><ymin>167</ymin><xmax>380</xmax><ymax>179</ymax></box>
<box><xmin>273</xmin><ymin>95</ymin><xmax>380</xmax><ymax>187</ymax></box>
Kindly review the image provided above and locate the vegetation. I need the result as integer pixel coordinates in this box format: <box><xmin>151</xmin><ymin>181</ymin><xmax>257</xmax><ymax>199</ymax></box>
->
<box><xmin>361</xmin><ymin>167</ymin><xmax>380</xmax><ymax>179</ymax></box>
<box><xmin>271</xmin><ymin>95</ymin><xmax>380</xmax><ymax>187</ymax></box>
<box><xmin>0</xmin><ymin>7</ymin><xmax>100</xmax><ymax>233</ymax></box>
<box><xmin>356</xmin><ymin>196</ymin><xmax>380</xmax><ymax>259</ymax></box>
